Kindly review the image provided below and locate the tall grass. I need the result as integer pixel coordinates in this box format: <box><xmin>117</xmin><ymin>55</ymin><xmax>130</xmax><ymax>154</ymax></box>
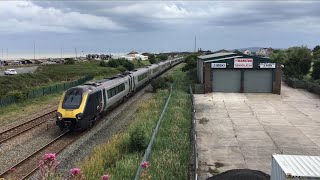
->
<box><xmin>79</xmin><ymin>64</ymin><xmax>193</xmax><ymax>179</ymax></box>
<box><xmin>80</xmin><ymin>90</ymin><xmax>168</xmax><ymax>179</ymax></box>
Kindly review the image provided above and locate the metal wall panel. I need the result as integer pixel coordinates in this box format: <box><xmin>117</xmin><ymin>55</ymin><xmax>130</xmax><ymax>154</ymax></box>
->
<box><xmin>212</xmin><ymin>70</ymin><xmax>241</xmax><ymax>92</ymax></box>
<box><xmin>244</xmin><ymin>70</ymin><xmax>273</xmax><ymax>93</ymax></box>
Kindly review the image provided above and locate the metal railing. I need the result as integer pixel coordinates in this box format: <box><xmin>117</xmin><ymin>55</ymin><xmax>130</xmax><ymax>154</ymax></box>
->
<box><xmin>134</xmin><ymin>85</ymin><xmax>173</xmax><ymax>180</ymax></box>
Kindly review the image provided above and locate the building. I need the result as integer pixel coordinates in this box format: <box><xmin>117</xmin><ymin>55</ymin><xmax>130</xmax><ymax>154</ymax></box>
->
<box><xmin>256</xmin><ymin>48</ymin><xmax>274</xmax><ymax>57</ymax></box>
<box><xmin>242</xmin><ymin>49</ymin><xmax>252</xmax><ymax>55</ymax></box>
<box><xmin>0</xmin><ymin>59</ymin><xmax>3</xmax><ymax>67</ymax></box>
<box><xmin>197</xmin><ymin>52</ymin><xmax>281</xmax><ymax>94</ymax></box>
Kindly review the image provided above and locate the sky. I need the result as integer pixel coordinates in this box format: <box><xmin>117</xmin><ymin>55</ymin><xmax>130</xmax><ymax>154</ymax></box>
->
<box><xmin>0</xmin><ymin>1</ymin><xmax>320</xmax><ymax>59</ymax></box>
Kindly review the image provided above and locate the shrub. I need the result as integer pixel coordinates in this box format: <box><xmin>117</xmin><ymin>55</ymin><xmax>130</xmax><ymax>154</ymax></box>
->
<box><xmin>311</xmin><ymin>61</ymin><xmax>320</xmax><ymax>80</ymax></box>
<box><xmin>151</xmin><ymin>77</ymin><xmax>169</xmax><ymax>92</ymax></box>
<box><xmin>7</xmin><ymin>90</ymin><xmax>27</xmax><ymax>101</ymax></box>
<box><xmin>129</xmin><ymin>127</ymin><xmax>147</xmax><ymax>152</ymax></box>
<box><xmin>99</xmin><ymin>61</ymin><xmax>107</xmax><ymax>67</ymax></box>
<box><xmin>157</xmin><ymin>54</ymin><xmax>168</xmax><ymax>61</ymax></box>
<box><xmin>182</xmin><ymin>54</ymin><xmax>198</xmax><ymax>72</ymax></box>
<box><xmin>149</xmin><ymin>57</ymin><xmax>157</xmax><ymax>64</ymax></box>
<box><xmin>284</xmin><ymin>46</ymin><xmax>312</xmax><ymax>79</ymax></box>
<box><xmin>117</xmin><ymin>66</ymin><xmax>127</xmax><ymax>73</ymax></box>
<box><xmin>107</xmin><ymin>59</ymin><xmax>120</xmax><ymax>68</ymax></box>
<box><xmin>123</xmin><ymin>61</ymin><xmax>134</xmax><ymax>71</ymax></box>
<box><xmin>64</xmin><ymin>58</ymin><xmax>75</xmax><ymax>65</ymax></box>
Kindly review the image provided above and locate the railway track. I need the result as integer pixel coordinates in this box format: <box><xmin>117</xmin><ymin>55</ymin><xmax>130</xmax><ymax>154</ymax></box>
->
<box><xmin>0</xmin><ymin>130</ymin><xmax>78</xmax><ymax>179</ymax></box>
<box><xmin>0</xmin><ymin>110</ymin><xmax>57</xmax><ymax>144</ymax></box>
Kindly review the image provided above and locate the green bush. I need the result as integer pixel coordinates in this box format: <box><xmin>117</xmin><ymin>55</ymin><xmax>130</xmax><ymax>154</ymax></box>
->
<box><xmin>7</xmin><ymin>90</ymin><xmax>27</xmax><ymax>102</ymax></box>
<box><xmin>123</xmin><ymin>61</ymin><xmax>134</xmax><ymax>71</ymax></box>
<box><xmin>64</xmin><ymin>58</ymin><xmax>75</xmax><ymax>65</ymax></box>
<box><xmin>151</xmin><ymin>77</ymin><xmax>169</xmax><ymax>92</ymax></box>
<box><xmin>182</xmin><ymin>54</ymin><xmax>198</xmax><ymax>72</ymax></box>
<box><xmin>99</xmin><ymin>61</ymin><xmax>107</xmax><ymax>67</ymax></box>
<box><xmin>149</xmin><ymin>57</ymin><xmax>157</xmax><ymax>64</ymax></box>
<box><xmin>157</xmin><ymin>54</ymin><xmax>168</xmax><ymax>61</ymax></box>
<box><xmin>107</xmin><ymin>59</ymin><xmax>120</xmax><ymax>68</ymax></box>
<box><xmin>129</xmin><ymin>127</ymin><xmax>147</xmax><ymax>152</ymax></box>
<box><xmin>117</xmin><ymin>66</ymin><xmax>127</xmax><ymax>73</ymax></box>
<box><xmin>311</xmin><ymin>61</ymin><xmax>320</xmax><ymax>80</ymax></box>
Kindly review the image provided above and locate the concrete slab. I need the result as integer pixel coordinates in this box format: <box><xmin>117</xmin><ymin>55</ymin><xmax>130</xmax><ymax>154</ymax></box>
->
<box><xmin>195</xmin><ymin>84</ymin><xmax>320</xmax><ymax>179</ymax></box>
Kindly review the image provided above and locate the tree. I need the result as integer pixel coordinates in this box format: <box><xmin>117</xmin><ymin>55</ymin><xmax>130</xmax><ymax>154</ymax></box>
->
<box><xmin>182</xmin><ymin>53</ymin><xmax>198</xmax><ymax>72</ymax></box>
<box><xmin>107</xmin><ymin>59</ymin><xmax>120</xmax><ymax>67</ymax></box>
<box><xmin>270</xmin><ymin>50</ymin><xmax>288</xmax><ymax>64</ymax></box>
<box><xmin>149</xmin><ymin>57</ymin><xmax>157</xmax><ymax>64</ymax></box>
<box><xmin>311</xmin><ymin>61</ymin><xmax>320</xmax><ymax>80</ymax></box>
<box><xmin>284</xmin><ymin>46</ymin><xmax>312</xmax><ymax>79</ymax></box>
<box><xmin>313</xmin><ymin>45</ymin><xmax>320</xmax><ymax>53</ymax></box>
<box><xmin>313</xmin><ymin>49</ymin><xmax>320</xmax><ymax>61</ymax></box>
<box><xmin>157</xmin><ymin>54</ymin><xmax>168</xmax><ymax>61</ymax></box>
<box><xmin>123</xmin><ymin>61</ymin><xmax>134</xmax><ymax>71</ymax></box>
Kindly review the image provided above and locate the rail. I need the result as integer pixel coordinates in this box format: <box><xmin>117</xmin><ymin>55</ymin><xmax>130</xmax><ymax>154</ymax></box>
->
<box><xmin>0</xmin><ymin>131</ymin><xmax>70</xmax><ymax>179</ymax></box>
<box><xmin>0</xmin><ymin>110</ymin><xmax>57</xmax><ymax>144</ymax></box>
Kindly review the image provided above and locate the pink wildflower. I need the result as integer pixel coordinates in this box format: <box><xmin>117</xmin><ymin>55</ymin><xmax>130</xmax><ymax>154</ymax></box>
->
<box><xmin>9</xmin><ymin>168</ymin><xmax>16</xmax><ymax>173</ymax></box>
<box><xmin>140</xmin><ymin>161</ymin><xmax>150</xmax><ymax>169</ymax></box>
<box><xmin>43</xmin><ymin>153</ymin><xmax>56</xmax><ymax>161</ymax></box>
<box><xmin>70</xmin><ymin>168</ymin><xmax>81</xmax><ymax>176</ymax></box>
<box><xmin>101</xmin><ymin>174</ymin><xmax>110</xmax><ymax>180</ymax></box>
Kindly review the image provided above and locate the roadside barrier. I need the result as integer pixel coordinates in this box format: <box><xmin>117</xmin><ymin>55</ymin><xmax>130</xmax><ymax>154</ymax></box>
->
<box><xmin>134</xmin><ymin>85</ymin><xmax>173</xmax><ymax>180</ymax></box>
<box><xmin>0</xmin><ymin>75</ymin><xmax>93</xmax><ymax>107</ymax></box>
<box><xmin>189</xmin><ymin>85</ymin><xmax>198</xmax><ymax>180</ymax></box>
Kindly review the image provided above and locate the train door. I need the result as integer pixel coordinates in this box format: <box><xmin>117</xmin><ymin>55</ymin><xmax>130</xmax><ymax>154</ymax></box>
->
<box><xmin>102</xmin><ymin>89</ymin><xmax>107</xmax><ymax>110</ymax></box>
<box><xmin>128</xmin><ymin>75</ymin><xmax>132</xmax><ymax>93</ymax></box>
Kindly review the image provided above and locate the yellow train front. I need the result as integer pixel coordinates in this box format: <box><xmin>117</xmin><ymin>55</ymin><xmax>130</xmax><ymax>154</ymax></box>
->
<box><xmin>56</xmin><ymin>86</ymin><xmax>103</xmax><ymax>130</ymax></box>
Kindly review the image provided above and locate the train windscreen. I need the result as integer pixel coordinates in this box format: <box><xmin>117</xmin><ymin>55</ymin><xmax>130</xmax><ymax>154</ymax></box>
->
<box><xmin>62</xmin><ymin>88</ymin><xmax>83</xmax><ymax>109</ymax></box>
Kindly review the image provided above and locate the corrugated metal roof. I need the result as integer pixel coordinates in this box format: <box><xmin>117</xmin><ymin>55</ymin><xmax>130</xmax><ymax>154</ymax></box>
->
<box><xmin>273</xmin><ymin>154</ymin><xmax>320</xmax><ymax>178</ymax></box>
<box><xmin>198</xmin><ymin>52</ymin><xmax>236</xmax><ymax>59</ymax></box>
<box><xmin>204</xmin><ymin>55</ymin><xmax>243</xmax><ymax>63</ymax></box>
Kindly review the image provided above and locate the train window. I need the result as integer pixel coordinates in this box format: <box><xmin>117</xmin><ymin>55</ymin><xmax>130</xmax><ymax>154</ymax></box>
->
<box><xmin>62</xmin><ymin>88</ymin><xmax>83</xmax><ymax>109</ymax></box>
<box><xmin>138</xmin><ymin>72</ymin><xmax>148</xmax><ymax>82</ymax></box>
<box><xmin>107</xmin><ymin>83</ymin><xmax>125</xmax><ymax>99</ymax></box>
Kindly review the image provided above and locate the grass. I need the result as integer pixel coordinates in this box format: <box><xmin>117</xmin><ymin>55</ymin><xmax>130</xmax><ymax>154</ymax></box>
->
<box><xmin>79</xmin><ymin>64</ymin><xmax>193</xmax><ymax>179</ymax></box>
<box><xmin>0</xmin><ymin>92</ymin><xmax>61</xmax><ymax>125</ymax></box>
<box><xmin>80</xmin><ymin>90</ymin><xmax>168</xmax><ymax>179</ymax></box>
<box><xmin>0</xmin><ymin>61</ymin><xmax>120</xmax><ymax>98</ymax></box>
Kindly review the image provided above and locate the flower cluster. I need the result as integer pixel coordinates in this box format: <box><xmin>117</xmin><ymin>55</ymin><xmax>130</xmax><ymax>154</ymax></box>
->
<box><xmin>140</xmin><ymin>161</ymin><xmax>150</xmax><ymax>169</ymax></box>
<box><xmin>140</xmin><ymin>161</ymin><xmax>151</xmax><ymax>180</ymax></box>
<box><xmin>39</xmin><ymin>153</ymin><xmax>60</xmax><ymax>179</ymax></box>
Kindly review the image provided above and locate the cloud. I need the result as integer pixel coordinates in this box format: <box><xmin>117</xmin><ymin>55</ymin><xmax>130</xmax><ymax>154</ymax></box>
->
<box><xmin>0</xmin><ymin>1</ymin><xmax>125</xmax><ymax>33</ymax></box>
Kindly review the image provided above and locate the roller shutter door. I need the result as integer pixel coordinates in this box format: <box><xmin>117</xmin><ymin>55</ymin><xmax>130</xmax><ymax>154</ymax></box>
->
<box><xmin>244</xmin><ymin>70</ymin><xmax>273</xmax><ymax>93</ymax></box>
<box><xmin>212</xmin><ymin>70</ymin><xmax>241</xmax><ymax>92</ymax></box>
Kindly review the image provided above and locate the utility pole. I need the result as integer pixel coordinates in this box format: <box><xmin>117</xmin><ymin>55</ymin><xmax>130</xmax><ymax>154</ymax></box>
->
<box><xmin>60</xmin><ymin>48</ymin><xmax>62</xmax><ymax>59</ymax></box>
<box><xmin>1</xmin><ymin>48</ymin><xmax>3</xmax><ymax>58</ymax></box>
<box><xmin>194</xmin><ymin>35</ymin><xmax>197</xmax><ymax>52</ymax></box>
<box><xmin>75</xmin><ymin>48</ymin><xmax>77</xmax><ymax>59</ymax></box>
<box><xmin>33</xmin><ymin>41</ymin><xmax>36</xmax><ymax>60</ymax></box>
<box><xmin>6</xmin><ymin>48</ymin><xmax>8</xmax><ymax>61</ymax></box>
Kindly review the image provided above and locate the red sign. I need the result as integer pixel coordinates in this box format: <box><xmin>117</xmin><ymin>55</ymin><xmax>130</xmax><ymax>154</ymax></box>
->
<box><xmin>234</xmin><ymin>58</ymin><xmax>253</xmax><ymax>68</ymax></box>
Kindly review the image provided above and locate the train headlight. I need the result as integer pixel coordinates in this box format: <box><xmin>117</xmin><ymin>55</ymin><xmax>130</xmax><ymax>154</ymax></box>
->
<box><xmin>76</xmin><ymin>113</ymin><xmax>83</xmax><ymax>120</ymax></box>
<box><xmin>57</xmin><ymin>112</ymin><xmax>62</xmax><ymax>120</ymax></box>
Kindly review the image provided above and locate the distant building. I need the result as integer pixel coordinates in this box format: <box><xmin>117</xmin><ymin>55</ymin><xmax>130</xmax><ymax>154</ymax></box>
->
<box><xmin>86</xmin><ymin>54</ymin><xmax>111</xmax><ymax>60</ymax></box>
<box><xmin>256</xmin><ymin>48</ymin><xmax>274</xmax><ymax>57</ymax></box>
<box><xmin>124</xmin><ymin>51</ymin><xmax>148</xmax><ymax>60</ymax></box>
<box><xmin>242</xmin><ymin>49</ymin><xmax>252</xmax><ymax>55</ymax></box>
<box><xmin>0</xmin><ymin>59</ymin><xmax>3</xmax><ymax>67</ymax></box>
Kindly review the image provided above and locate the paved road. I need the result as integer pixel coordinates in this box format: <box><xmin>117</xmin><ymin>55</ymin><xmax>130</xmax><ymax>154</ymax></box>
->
<box><xmin>0</xmin><ymin>66</ymin><xmax>38</xmax><ymax>76</ymax></box>
<box><xmin>194</xmin><ymin>84</ymin><xmax>320</xmax><ymax>179</ymax></box>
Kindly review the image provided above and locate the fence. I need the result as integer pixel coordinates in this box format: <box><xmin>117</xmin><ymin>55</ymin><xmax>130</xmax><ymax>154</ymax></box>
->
<box><xmin>0</xmin><ymin>75</ymin><xmax>93</xmax><ymax>107</ymax></box>
<box><xmin>189</xmin><ymin>85</ymin><xmax>198</xmax><ymax>180</ymax></box>
<box><xmin>134</xmin><ymin>85</ymin><xmax>173</xmax><ymax>180</ymax></box>
<box><xmin>284</xmin><ymin>77</ymin><xmax>320</xmax><ymax>95</ymax></box>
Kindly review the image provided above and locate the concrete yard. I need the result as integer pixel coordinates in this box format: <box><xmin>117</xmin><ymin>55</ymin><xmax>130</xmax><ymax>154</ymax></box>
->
<box><xmin>194</xmin><ymin>84</ymin><xmax>320</xmax><ymax>179</ymax></box>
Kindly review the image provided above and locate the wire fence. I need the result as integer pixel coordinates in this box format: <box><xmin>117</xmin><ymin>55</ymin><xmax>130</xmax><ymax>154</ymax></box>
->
<box><xmin>0</xmin><ymin>75</ymin><xmax>93</xmax><ymax>107</ymax></box>
<box><xmin>134</xmin><ymin>85</ymin><xmax>173</xmax><ymax>180</ymax></box>
<box><xmin>190</xmin><ymin>85</ymin><xmax>199</xmax><ymax>180</ymax></box>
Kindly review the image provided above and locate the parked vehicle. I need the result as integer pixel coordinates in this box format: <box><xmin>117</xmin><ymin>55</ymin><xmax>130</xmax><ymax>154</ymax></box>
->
<box><xmin>4</xmin><ymin>69</ymin><xmax>17</xmax><ymax>75</ymax></box>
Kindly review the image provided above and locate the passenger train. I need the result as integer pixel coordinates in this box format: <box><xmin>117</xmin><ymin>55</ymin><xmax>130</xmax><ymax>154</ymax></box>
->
<box><xmin>56</xmin><ymin>58</ymin><xmax>183</xmax><ymax>130</ymax></box>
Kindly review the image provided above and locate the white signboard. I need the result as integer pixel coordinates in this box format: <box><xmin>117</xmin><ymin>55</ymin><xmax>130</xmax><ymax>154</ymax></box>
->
<box><xmin>211</xmin><ymin>63</ymin><xmax>226</xmax><ymax>68</ymax></box>
<box><xmin>260</xmin><ymin>63</ymin><xmax>276</xmax><ymax>68</ymax></box>
<box><xmin>234</xmin><ymin>58</ymin><xmax>253</xmax><ymax>68</ymax></box>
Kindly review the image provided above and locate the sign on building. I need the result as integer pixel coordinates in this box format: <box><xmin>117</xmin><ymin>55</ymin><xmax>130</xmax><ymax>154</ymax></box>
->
<box><xmin>234</xmin><ymin>58</ymin><xmax>253</xmax><ymax>68</ymax></box>
<box><xmin>259</xmin><ymin>63</ymin><xmax>275</xmax><ymax>68</ymax></box>
<box><xmin>211</xmin><ymin>63</ymin><xmax>226</xmax><ymax>68</ymax></box>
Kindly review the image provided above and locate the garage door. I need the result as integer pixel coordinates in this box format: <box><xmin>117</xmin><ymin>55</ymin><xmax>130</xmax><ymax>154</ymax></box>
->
<box><xmin>212</xmin><ymin>70</ymin><xmax>241</xmax><ymax>92</ymax></box>
<box><xmin>244</xmin><ymin>70</ymin><xmax>273</xmax><ymax>93</ymax></box>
